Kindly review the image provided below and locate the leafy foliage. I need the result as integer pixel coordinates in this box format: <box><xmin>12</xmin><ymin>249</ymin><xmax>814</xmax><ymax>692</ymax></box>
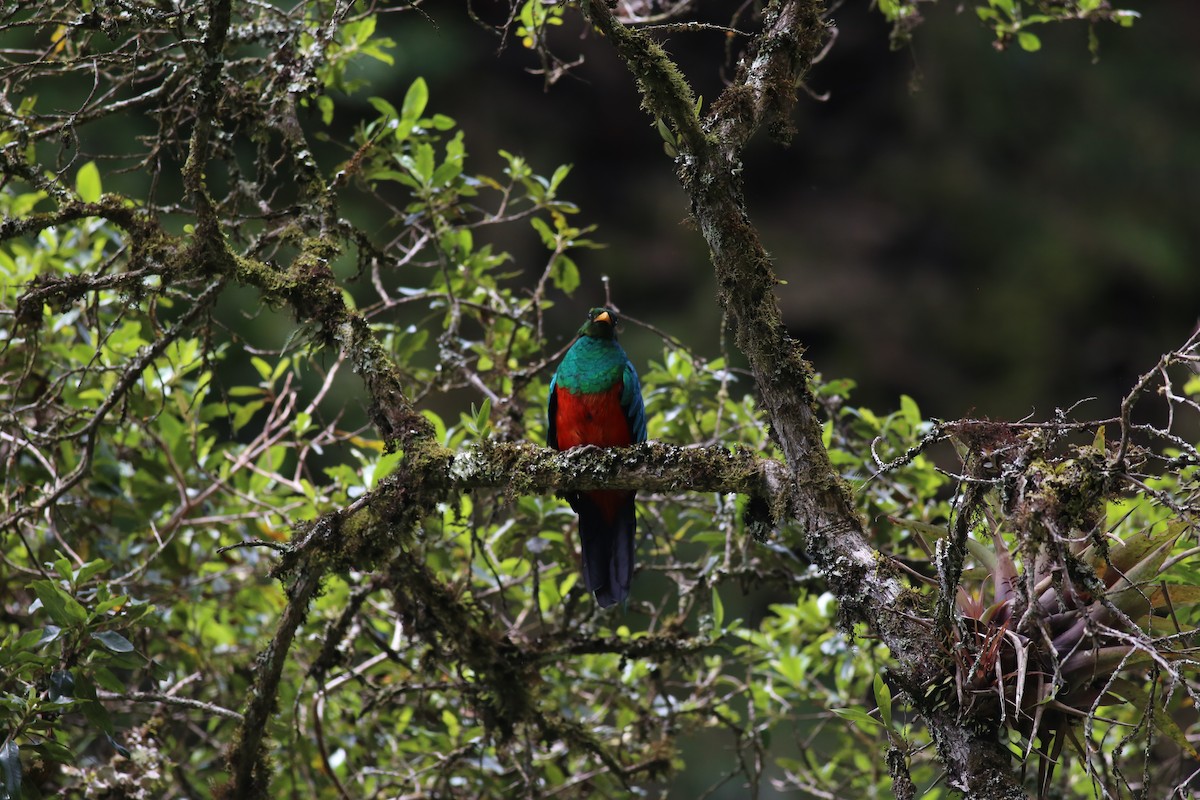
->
<box><xmin>874</xmin><ymin>0</ymin><xmax>1141</xmax><ymax>53</ymax></box>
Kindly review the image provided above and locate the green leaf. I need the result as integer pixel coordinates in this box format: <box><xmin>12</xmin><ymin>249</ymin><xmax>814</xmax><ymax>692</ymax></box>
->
<box><xmin>93</xmin><ymin>595</ymin><xmax>130</xmax><ymax>616</ymax></box>
<box><xmin>316</xmin><ymin>95</ymin><xmax>334</xmax><ymax>125</ymax></box>
<box><xmin>474</xmin><ymin>398</ymin><xmax>491</xmax><ymax>433</ymax></box>
<box><xmin>81</xmin><ymin>699</ymin><xmax>113</xmax><ymax>735</ymax></box>
<box><xmin>1150</xmin><ymin>584</ymin><xmax>1200</xmax><ymax>611</ymax></box>
<box><xmin>368</xmin><ymin>96</ymin><xmax>398</xmax><ymax>121</ymax></box>
<box><xmin>965</xmin><ymin>536</ymin><xmax>997</xmax><ymax>572</ymax></box>
<box><xmin>105</xmin><ymin>733</ymin><xmax>128</xmax><ymax>758</ymax></box>
<box><xmin>548</xmin><ymin>164</ymin><xmax>572</xmax><ymax>194</ymax></box>
<box><xmin>1095</xmin><ymin>523</ymin><xmax>1182</xmax><ymax>577</ymax></box>
<box><xmin>530</xmin><ymin>217</ymin><xmax>556</xmax><ymax>248</ymax></box>
<box><xmin>49</xmin><ymin>669</ymin><xmax>75</xmax><ymax>701</ymax></box>
<box><xmin>441</xmin><ymin>708</ymin><xmax>460</xmax><ymax>739</ymax></box>
<box><xmin>29</xmin><ymin>738</ymin><xmax>72</xmax><ymax>765</ymax></box>
<box><xmin>370</xmin><ymin>450</ymin><xmax>404</xmax><ymax>489</ymax></box>
<box><xmin>422</xmin><ymin>409</ymin><xmax>447</xmax><ymax>445</ymax></box>
<box><xmin>349</xmin><ymin>15</ymin><xmax>375</xmax><ymax>44</ymax></box>
<box><xmin>405</xmin><ymin>142</ymin><xmax>435</xmax><ymax>183</ymax></box>
<box><xmin>11</xmin><ymin>628</ymin><xmax>44</xmax><ymax>651</ymax></box>
<box><xmin>91</xmin><ymin>630</ymin><xmax>135</xmax><ymax>653</ymax></box>
<box><xmin>712</xmin><ymin>586</ymin><xmax>724</xmax><ymax>630</ymax></box>
<box><xmin>51</xmin><ymin>556</ymin><xmax>73</xmax><ymax>584</ymax></box>
<box><xmin>75</xmin><ymin>558</ymin><xmax>111</xmax><ymax>585</ymax></box>
<box><xmin>37</xmin><ymin>626</ymin><xmax>62</xmax><ymax>647</ymax></box>
<box><xmin>831</xmin><ymin>706</ymin><xmax>883</xmax><ymax>730</ymax></box>
<box><xmin>232</xmin><ymin>400</ymin><xmax>264</xmax><ymax>434</ymax></box>
<box><xmin>31</xmin><ymin>580</ymin><xmax>88</xmax><ymax>627</ymax></box>
<box><xmin>1104</xmin><ymin>526</ymin><xmax>1183</xmax><ymax>615</ymax></box>
<box><xmin>362</xmin><ymin>43</ymin><xmax>394</xmax><ymax>66</ymax></box>
<box><xmin>75</xmin><ymin>161</ymin><xmax>102</xmax><ymax>202</ymax></box>
<box><xmin>874</xmin><ymin>673</ymin><xmax>893</xmax><ymax>732</ymax></box>
<box><xmin>92</xmin><ymin>666</ymin><xmax>126</xmax><ymax>693</ymax></box>
<box><xmin>1017</xmin><ymin>32</ymin><xmax>1041</xmax><ymax>52</ymax></box>
<box><xmin>431</xmin><ymin>158</ymin><xmax>463</xmax><ymax>188</ymax></box>
<box><xmin>1114</xmin><ymin>9</ymin><xmax>1139</xmax><ymax>27</ymax></box>
<box><xmin>655</xmin><ymin>118</ymin><xmax>676</xmax><ymax>147</ymax></box>
<box><xmin>401</xmin><ymin>77</ymin><xmax>429</xmax><ymax>124</ymax></box>
<box><xmin>250</xmin><ymin>356</ymin><xmax>273</xmax><ymax>381</ymax></box>
<box><xmin>856</xmin><ymin>407</ymin><xmax>881</xmax><ymax>430</ymax></box>
<box><xmin>549</xmin><ymin>254</ymin><xmax>579</xmax><ymax>293</ymax></box>
<box><xmin>899</xmin><ymin>394</ymin><xmax>921</xmax><ymax>428</ymax></box>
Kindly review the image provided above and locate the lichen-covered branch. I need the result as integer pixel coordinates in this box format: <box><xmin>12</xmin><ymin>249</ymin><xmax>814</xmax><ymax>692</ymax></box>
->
<box><xmin>445</xmin><ymin>440</ymin><xmax>793</xmax><ymax>500</ymax></box>
<box><xmin>274</xmin><ymin>440</ymin><xmax>793</xmax><ymax>574</ymax></box>
<box><xmin>222</xmin><ymin>568</ymin><xmax>323</xmax><ymax>798</ymax></box>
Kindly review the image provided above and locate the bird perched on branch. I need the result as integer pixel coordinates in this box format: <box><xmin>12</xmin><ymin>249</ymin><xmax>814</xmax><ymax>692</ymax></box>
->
<box><xmin>547</xmin><ymin>307</ymin><xmax>647</xmax><ymax>608</ymax></box>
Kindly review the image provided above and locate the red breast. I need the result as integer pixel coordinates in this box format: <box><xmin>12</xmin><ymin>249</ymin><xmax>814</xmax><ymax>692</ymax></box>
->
<box><xmin>552</xmin><ymin>382</ymin><xmax>633</xmax><ymax>450</ymax></box>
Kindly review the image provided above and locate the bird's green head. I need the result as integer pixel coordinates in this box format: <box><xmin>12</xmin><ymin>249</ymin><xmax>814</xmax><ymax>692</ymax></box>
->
<box><xmin>578</xmin><ymin>307</ymin><xmax>619</xmax><ymax>340</ymax></box>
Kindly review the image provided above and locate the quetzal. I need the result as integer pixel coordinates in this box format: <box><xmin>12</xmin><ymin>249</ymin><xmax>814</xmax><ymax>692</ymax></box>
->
<box><xmin>547</xmin><ymin>308</ymin><xmax>647</xmax><ymax>608</ymax></box>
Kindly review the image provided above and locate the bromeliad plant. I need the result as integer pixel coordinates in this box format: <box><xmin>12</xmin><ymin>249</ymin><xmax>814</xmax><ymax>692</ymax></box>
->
<box><xmin>952</xmin><ymin>519</ymin><xmax>1199</xmax><ymax>793</ymax></box>
<box><xmin>919</xmin><ymin>421</ymin><xmax>1200</xmax><ymax>796</ymax></box>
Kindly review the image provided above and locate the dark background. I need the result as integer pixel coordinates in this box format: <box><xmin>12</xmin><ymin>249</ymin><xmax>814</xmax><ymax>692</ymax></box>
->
<box><xmin>364</xmin><ymin>0</ymin><xmax>1199</xmax><ymax>423</ymax></box>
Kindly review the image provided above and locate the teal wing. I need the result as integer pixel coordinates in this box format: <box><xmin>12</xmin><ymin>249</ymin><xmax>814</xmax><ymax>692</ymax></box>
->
<box><xmin>547</xmin><ymin>372</ymin><xmax>559</xmax><ymax>449</ymax></box>
<box><xmin>621</xmin><ymin>360</ymin><xmax>647</xmax><ymax>443</ymax></box>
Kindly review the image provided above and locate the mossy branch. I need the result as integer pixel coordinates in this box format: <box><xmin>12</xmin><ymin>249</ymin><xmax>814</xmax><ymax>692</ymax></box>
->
<box><xmin>583</xmin><ymin>0</ymin><xmax>707</xmax><ymax>157</ymax></box>
<box><xmin>221</xmin><ymin>568</ymin><xmax>322</xmax><ymax>799</ymax></box>
<box><xmin>443</xmin><ymin>440</ymin><xmax>794</xmax><ymax>499</ymax></box>
<box><xmin>0</xmin><ymin>198</ymin><xmax>163</xmax><ymax>245</ymax></box>
<box><xmin>706</xmin><ymin>0</ymin><xmax>828</xmax><ymax>147</ymax></box>
<box><xmin>274</xmin><ymin>441</ymin><xmax>795</xmax><ymax>576</ymax></box>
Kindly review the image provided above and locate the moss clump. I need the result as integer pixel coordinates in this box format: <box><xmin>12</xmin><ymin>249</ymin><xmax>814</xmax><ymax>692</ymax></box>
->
<box><xmin>1014</xmin><ymin>449</ymin><xmax>1111</xmax><ymax>540</ymax></box>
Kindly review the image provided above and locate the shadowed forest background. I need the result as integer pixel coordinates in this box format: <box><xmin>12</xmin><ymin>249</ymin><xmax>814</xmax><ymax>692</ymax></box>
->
<box><xmin>69</xmin><ymin>0</ymin><xmax>1200</xmax><ymax>422</ymax></box>
<box><xmin>387</xmin><ymin>0</ymin><xmax>1200</xmax><ymax>420</ymax></box>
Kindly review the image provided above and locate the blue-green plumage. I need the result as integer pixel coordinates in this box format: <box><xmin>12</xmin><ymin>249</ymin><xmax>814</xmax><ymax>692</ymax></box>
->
<box><xmin>547</xmin><ymin>308</ymin><xmax>646</xmax><ymax>607</ymax></box>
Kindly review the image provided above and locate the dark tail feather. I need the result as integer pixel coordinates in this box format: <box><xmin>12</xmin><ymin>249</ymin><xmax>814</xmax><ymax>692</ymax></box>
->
<box><xmin>570</xmin><ymin>491</ymin><xmax>636</xmax><ymax>608</ymax></box>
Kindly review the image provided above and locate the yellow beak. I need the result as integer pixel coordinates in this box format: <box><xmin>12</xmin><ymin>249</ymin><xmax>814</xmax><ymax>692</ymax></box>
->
<box><xmin>594</xmin><ymin>311</ymin><xmax>611</xmax><ymax>324</ymax></box>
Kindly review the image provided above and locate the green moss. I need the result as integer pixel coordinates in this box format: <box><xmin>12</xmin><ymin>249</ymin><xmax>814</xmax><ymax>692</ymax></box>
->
<box><xmin>1018</xmin><ymin>449</ymin><xmax>1111</xmax><ymax>539</ymax></box>
<box><xmin>584</xmin><ymin>0</ymin><xmax>705</xmax><ymax>156</ymax></box>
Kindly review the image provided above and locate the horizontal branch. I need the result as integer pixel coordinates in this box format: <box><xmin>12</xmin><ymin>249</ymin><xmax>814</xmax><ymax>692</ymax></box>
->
<box><xmin>280</xmin><ymin>441</ymin><xmax>796</xmax><ymax>570</ymax></box>
<box><xmin>437</xmin><ymin>441</ymin><xmax>794</xmax><ymax>501</ymax></box>
<box><xmin>259</xmin><ymin>439</ymin><xmax>800</xmax><ymax>600</ymax></box>
<box><xmin>0</xmin><ymin>198</ymin><xmax>164</xmax><ymax>244</ymax></box>
<box><xmin>97</xmin><ymin>690</ymin><xmax>245</xmax><ymax>721</ymax></box>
